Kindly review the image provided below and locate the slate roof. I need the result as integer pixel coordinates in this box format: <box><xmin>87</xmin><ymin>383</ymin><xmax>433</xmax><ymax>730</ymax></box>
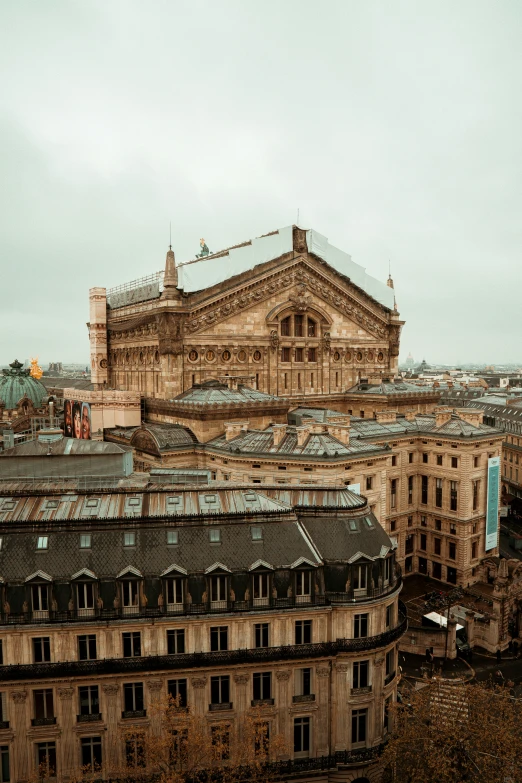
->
<box><xmin>0</xmin><ymin>437</ymin><xmax>127</xmax><ymax>458</ymax></box>
<box><xmin>172</xmin><ymin>380</ymin><xmax>283</xmax><ymax>406</ymax></box>
<box><xmin>208</xmin><ymin>426</ymin><xmax>385</xmax><ymax>458</ymax></box>
<box><xmin>135</xmin><ymin>424</ymin><xmax>198</xmax><ymax>450</ymax></box>
<box><xmin>302</xmin><ymin>515</ymin><xmax>393</xmax><ymax>562</ymax></box>
<box><xmin>346</xmin><ymin>380</ymin><xmax>438</xmax><ymax>396</ymax></box>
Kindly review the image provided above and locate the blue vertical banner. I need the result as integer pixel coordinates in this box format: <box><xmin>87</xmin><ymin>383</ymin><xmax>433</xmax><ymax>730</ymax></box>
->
<box><xmin>486</xmin><ymin>456</ymin><xmax>500</xmax><ymax>551</ymax></box>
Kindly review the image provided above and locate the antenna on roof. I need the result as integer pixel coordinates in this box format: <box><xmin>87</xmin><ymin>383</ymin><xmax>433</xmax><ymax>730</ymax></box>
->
<box><xmin>297</xmin><ymin>208</ymin><xmax>300</xmax><ymax>225</ymax></box>
<box><xmin>169</xmin><ymin>221</ymin><xmax>172</xmax><ymax>251</ymax></box>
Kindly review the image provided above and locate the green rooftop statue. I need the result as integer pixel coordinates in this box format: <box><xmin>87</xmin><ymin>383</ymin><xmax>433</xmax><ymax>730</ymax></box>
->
<box><xmin>196</xmin><ymin>238</ymin><xmax>211</xmax><ymax>258</ymax></box>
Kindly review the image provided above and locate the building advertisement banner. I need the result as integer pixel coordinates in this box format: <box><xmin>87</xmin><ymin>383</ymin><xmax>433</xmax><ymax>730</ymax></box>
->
<box><xmin>486</xmin><ymin>456</ymin><xmax>500</xmax><ymax>551</ymax></box>
<box><xmin>63</xmin><ymin>399</ymin><xmax>91</xmax><ymax>440</ymax></box>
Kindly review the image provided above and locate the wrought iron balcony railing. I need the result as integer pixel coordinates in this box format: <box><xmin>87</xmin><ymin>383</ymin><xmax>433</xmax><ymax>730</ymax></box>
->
<box><xmin>0</xmin><ymin>604</ymin><xmax>407</xmax><ymax>683</ymax></box>
<box><xmin>77</xmin><ymin>713</ymin><xmax>102</xmax><ymax>723</ymax></box>
<box><xmin>0</xmin><ymin>577</ymin><xmax>402</xmax><ymax>627</ymax></box>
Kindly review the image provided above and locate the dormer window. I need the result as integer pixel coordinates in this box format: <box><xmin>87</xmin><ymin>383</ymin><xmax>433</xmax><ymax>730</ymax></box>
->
<box><xmin>166</xmin><ymin>579</ymin><xmax>184</xmax><ymax>611</ymax></box>
<box><xmin>124</xmin><ymin>532</ymin><xmax>136</xmax><ymax>547</ymax></box>
<box><xmin>251</xmin><ymin>527</ymin><xmax>263</xmax><ymax>541</ymax></box>
<box><xmin>77</xmin><ymin>582</ymin><xmax>95</xmax><ymax>617</ymax></box>
<box><xmin>167</xmin><ymin>530</ymin><xmax>178</xmax><ymax>546</ymax></box>
<box><xmin>353</xmin><ymin>565</ymin><xmax>368</xmax><ymax>597</ymax></box>
<box><xmin>209</xmin><ymin>575</ymin><xmax>227</xmax><ymax>606</ymax></box>
<box><xmin>209</xmin><ymin>529</ymin><xmax>221</xmax><ymax>544</ymax></box>
<box><xmin>252</xmin><ymin>572</ymin><xmax>270</xmax><ymax>606</ymax></box>
<box><xmin>121</xmin><ymin>580</ymin><xmax>140</xmax><ymax>615</ymax></box>
<box><xmin>37</xmin><ymin>536</ymin><xmax>48</xmax><ymax>550</ymax></box>
<box><xmin>32</xmin><ymin>584</ymin><xmax>49</xmax><ymax>619</ymax></box>
<box><xmin>295</xmin><ymin>571</ymin><xmax>312</xmax><ymax>603</ymax></box>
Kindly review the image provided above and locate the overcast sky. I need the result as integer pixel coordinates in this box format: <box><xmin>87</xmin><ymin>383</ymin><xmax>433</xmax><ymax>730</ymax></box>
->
<box><xmin>1</xmin><ymin>0</ymin><xmax>521</xmax><ymax>367</ymax></box>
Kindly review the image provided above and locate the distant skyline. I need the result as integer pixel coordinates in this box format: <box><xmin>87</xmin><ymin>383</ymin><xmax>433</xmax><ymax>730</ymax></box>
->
<box><xmin>1</xmin><ymin>1</ymin><xmax>521</xmax><ymax>365</ymax></box>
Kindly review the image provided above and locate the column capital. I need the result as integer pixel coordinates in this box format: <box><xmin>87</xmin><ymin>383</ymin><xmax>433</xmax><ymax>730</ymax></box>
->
<box><xmin>11</xmin><ymin>690</ymin><xmax>27</xmax><ymax>704</ymax></box>
<box><xmin>57</xmin><ymin>687</ymin><xmax>74</xmax><ymax>700</ymax></box>
<box><xmin>191</xmin><ymin>677</ymin><xmax>207</xmax><ymax>689</ymax></box>
<box><xmin>102</xmin><ymin>683</ymin><xmax>120</xmax><ymax>696</ymax></box>
<box><xmin>276</xmin><ymin>670</ymin><xmax>291</xmax><ymax>681</ymax></box>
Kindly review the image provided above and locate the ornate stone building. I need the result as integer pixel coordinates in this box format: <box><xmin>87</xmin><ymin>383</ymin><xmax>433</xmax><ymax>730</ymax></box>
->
<box><xmin>0</xmin><ymin>483</ymin><xmax>405</xmax><ymax>783</ymax></box>
<box><xmin>89</xmin><ymin>226</ymin><xmax>404</xmax><ymax>401</ymax></box>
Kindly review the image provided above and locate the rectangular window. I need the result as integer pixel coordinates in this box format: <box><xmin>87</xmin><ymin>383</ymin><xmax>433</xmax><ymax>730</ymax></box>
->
<box><xmin>125</xmin><ymin>735</ymin><xmax>145</xmax><ymax>769</ymax></box>
<box><xmin>422</xmin><ymin>453</ymin><xmax>428</xmax><ymax>464</ymax></box>
<box><xmin>281</xmin><ymin>317</ymin><xmax>291</xmax><ymax>337</ymax></box>
<box><xmin>436</xmin><ymin>455</ymin><xmax>443</xmax><ymax>466</ymax></box>
<box><xmin>420</xmin><ymin>516</ymin><xmax>427</xmax><ymax>527</ymax></box>
<box><xmin>123</xmin><ymin>682</ymin><xmax>144</xmax><ymax>714</ymax></box>
<box><xmin>255</xmin><ymin>623</ymin><xmax>269</xmax><ymax>648</ymax></box>
<box><xmin>121</xmin><ymin>580</ymin><xmax>139</xmax><ymax>608</ymax></box>
<box><xmin>420</xmin><ymin>533</ymin><xmax>427</xmax><ymax>551</ymax></box>
<box><xmin>450</xmin><ymin>481</ymin><xmax>458</xmax><ymax>511</ymax></box>
<box><xmin>124</xmin><ymin>531</ymin><xmax>136</xmax><ymax>547</ymax></box>
<box><xmin>77</xmin><ymin>581</ymin><xmax>95</xmax><ymax>611</ymax></box>
<box><xmin>295</xmin><ymin>620</ymin><xmax>312</xmax><ymax>645</ymax></box>
<box><xmin>36</xmin><ymin>536</ymin><xmax>48</xmax><ymax>550</ymax></box>
<box><xmin>251</xmin><ymin>526</ymin><xmax>263</xmax><ymax>541</ymax></box>
<box><xmin>351</xmin><ymin>708</ymin><xmax>367</xmax><ymax>746</ymax></box>
<box><xmin>421</xmin><ymin>475</ymin><xmax>428</xmax><ymax>505</ymax></box>
<box><xmin>294</xmin><ymin>314</ymin><xmax>304</xmax><ymax>337</ymax></box>
<box><xmin>36</xmin><ymin>743</ymin><xmax>56</xmax><ymax>778</ymax></box>
<box><xmin>166</xmin><ymin>578</ymin><xmax>184</xmax><ymax>606</ymax></box>
<box><xmin>167</xmin><ymin>629</ymin><xmax>185</xmax><ymax>655</ymax></box>
<box><xmin>167</xmin><ymin>530</ymin><xmax>178</xmax><ymax>545</ymax></box>
<box><xmin>209</xmin><ymin>529</ymin><xmax>221</xmax><ymax>543</ymax></box>
<box><xmin>308</xmin><ymin>347</ymin><xmax>317</xmax><ymax>362</ymax></box>
<box><xmin>353</xmin><ymin>660</ymin><xmax>369</xmax><ymax>690</ymax></box>
<box><xmin>253</xmin><ymin>672</ymin><xmax>272</xmax><ymax>701</ymax></box>
<box><xmin>386</xmin><ymin>605</ymin><xmax>393</xmax><ymax>629</ymax></box>
<box><xmin>435</xmin><ymin>519</ymin><xmax>442</xmax><ymax>531</ymax></box>
<box><xmin>79</xmin><ymin>685</ymin><xmax>99</xmax><ymax>717</ymax></box>
<box><xmin>34</xmin><ymin>690</ymin><xmax>54</xmax><ymax>722</ymax></box>
<box><xmin>434</xmin><ymin>537</ymin><xmax>441</xmax><ymax>555</ymax></box>
<box><xmin>294</xmin><ymin>717</ymin><xmax>310</xmax><ymax>755</ymax></box>
<box><xmin>366</xmin><ymin>476</ymin><xmax>373</xmax><ymax>491</ymax></box>
<box><xmin>451</xmin><ymin>456</ymin><xmax>458</xmax><ymax>468</ymax></box>
<box><xmin>295</xmin><ymin>347</ymin><xmax>304</xmax><ymax>362</ymax></box>
<box><xmin>123</xmin><ymin>632</ymin><xmax>141</xmax><ymax>658</ymax></box>
<box><xmin>167</xmin><ymin>678</ymin><xmax>187</xmax><ymax>708</ymax></box>
<box><xmin>281</xmin><ymin>347</ymin><xmax>291</xmax><ymax>363</ymax></box>
<box><xmin>211</xmin><ymin>726</ymin><xmax>230</xmax><ymax>761</ymax></box>
<box><xmin>408</xmin><ymin>476</ymin><xmax>413</xmax><ymax>504</ymax></box>
<box><xmin>32</xmin><ymin>637</ymin><xmax>50</xmax><ymax>663</ymax></box>
<box><xmin>406</xmin><ymin>534</ymin><xmax>414</xmax><ymax>554</ymax></box>
<box><xmin>210</xmin><ymin>626</ymin><xmax>228</xmax><ymax>652</ymax></box>
<box><xmin>353</xmin><ymin>565</ymin><xmax>368</xmax><ymax>595</ymax></box>
<box><xmin>386</xmin><ymin>648</ymin><xmax>395</xmax><ymax>677</ymax></box>
<box><xmin>354</xmin><ymin>613</ymin><xmax>368</xmax><ymax>639</ymax></box>
<box><xmin>81</xmin><ymin>737</ymin><xmax>102</xmax><ymax>773</ymax></box>
<box><xmin>390</xmin><ymin>479</ymin><xmax>397</xmax><ymax>509</ymax></box>
<box><xmin>408</xmin><ymin>452</ymin><xmax>413</xmax><ymax>464</ymax></box>
<box><xmin>210</xmin><ymin>575</ymin><xmax>227</xmax><ymax>603</ymax></box>
<box><xmin>78</xmin><ymin>635</ymin><xmax>97</xmax><ymax>661</ymax></box>
<box><xmin>472</xmin><ymin>541</ymin><xmax>478</xmax><ymax>559</ymax></box>
<box><xmin>0</xmin><ymin>747</ymin><xmax>8</xmax><ymax>783</ymax></box>
<box><xmin>295</xmin><ymin>571</ymin><xmax>311</xmax><ymax>599</ymax></box>
<box><xmin>474</xmin><ymin>456</ymin><xmax>479</xmax><ymax>468</ymax></box>
<box><xmin>473</xmin><ymin>481</ymin><xmax>479</xmax><ymax>511</ymax></box>
<box><xmin>390</xmin><ymin>519</ymin><xmax>396</xmax><ymax>532</ymax></box>
<box><xmin>449</xmin><ymin>541</ymin><xmax>456</xmax><ymax>560</ymax></box>
<box><xmin>210</xmin><ymin>675</ymin><xmax>230</xmax><ymax>706</ymax></box>
<box><xmin>435</xmin><ymin>478</ymin><xmax>443</xmax><ymax>508</ymax></box>
<box><xmin>80</xmin><ymin>534</ymin><xmax>91</xmax><ymax>549</ymax></box>
<box><xmin>295</xmin><ymin>667</ymin><xmax>312</xmax><ymax>696</ymax></box>
<box><xmin>253</xmin><ymin>572</ymin><xmax>270</xmax><ymax>602</ymax></box>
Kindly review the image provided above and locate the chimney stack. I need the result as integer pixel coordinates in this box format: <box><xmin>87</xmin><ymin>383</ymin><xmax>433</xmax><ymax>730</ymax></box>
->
<box><xmin>272</xmin><ymin>424</ymin><xmax>287</xmax><ymax>447</ymax></box>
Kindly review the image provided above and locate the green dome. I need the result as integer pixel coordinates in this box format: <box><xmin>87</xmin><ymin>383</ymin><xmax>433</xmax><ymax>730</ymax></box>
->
<box><xmin>0</xmin><ymin>360</ymin><xmax>48</xmax><ymax>410</ymax></box>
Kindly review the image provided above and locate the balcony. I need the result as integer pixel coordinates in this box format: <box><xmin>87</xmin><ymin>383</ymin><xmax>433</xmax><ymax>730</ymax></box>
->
<box><xmin>31</xmin><ymin>717</ymin><xmax>56</xmax><ymax>726</ymax></box>
<box><xmin>251</xmin><ymin>698</ymin><xmax>274</xmax><ymax>707</ymax></box>
<box><xmin>121</xmin><ymin>709</ymin><xmax>146</xmax><ymax>719</ymax></box>
<box><xmin>0</xmin><ymin>604</ymin><xmax>407</xmax><ymax>683</ymax></box>
<box><xmin>209</xmin><ymin>702</ymin><xmax>233</xmax><ymax>712</ymax></box>
<box><xmin>77</xmin><ymin>713</ymin><xmax>102</xmax><ymax>723</ymax></box>
<box><xmin>350</xmin><ymin>685</ymin><xmax>372</xmax><ymax>696</ymax></box>
<box><xmin>292</xmin><ymin>694</ymin><xmax>315</xmax><ymax>704</ymax></box>
<box><xmin>0</xmin><ymin>576</ymin><xmax>402</xmax><ymax>627</ymax></box>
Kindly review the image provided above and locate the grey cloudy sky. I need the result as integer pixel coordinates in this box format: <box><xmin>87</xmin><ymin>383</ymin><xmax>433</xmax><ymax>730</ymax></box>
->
<box><xmin>1</xmin><ymin>0</ymin><xmax>521</xmax><ymax>367</ymax></box>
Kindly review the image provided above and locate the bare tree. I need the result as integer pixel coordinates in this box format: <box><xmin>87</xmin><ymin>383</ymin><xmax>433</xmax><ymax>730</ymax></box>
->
<box><xmin>382</xmin><ymin>678</ymin><xmax>522</xmax><ymax>782</ymax></box>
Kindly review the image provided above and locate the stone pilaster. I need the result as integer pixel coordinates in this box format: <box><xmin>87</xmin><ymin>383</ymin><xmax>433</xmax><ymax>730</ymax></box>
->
<box><xmin>275</xmin><ymin>670</ymin><xmax>291</xmax><ymax>757</ymax></box>
<box><xmin>102</xmin><ymin>683</ymin><xmax>121</xmax><ymax>773</ymax></box>
<box><xmin>372</xmin><ymin>653</ymin><xmax>385</xmax><ymax>743</ymax></box>
<box><xmin>10</xmin><ymin>691</ymin><xmax>28</xmax><ymax>782</ymax></box>
<box><xmin>190</xmin><ymin>676</ymin><xmax>207</xmax><ymax>715</ymax></box>
<box><xmin>57</xmin><ymin>687</ymin><xmax>75</xmax><ymax>778</ymax></box>
<box><xmin>315</xmin><ymin>666</ymin><xmax>331</xmax><ymax>756</ymax></box>
<box><xmin>332</xmin><ymin>662</ymin><xmax>349</xmax><ymax>751</ymax></box>
<box><xmin>233</xmin><ymin>673</ymin><xmax>250</xmax><ymax>737</ymax></box>
<box><xmin>146</xmin><ymin>680</ymin><xmax>164</xmax><ymax>735</ymax></box>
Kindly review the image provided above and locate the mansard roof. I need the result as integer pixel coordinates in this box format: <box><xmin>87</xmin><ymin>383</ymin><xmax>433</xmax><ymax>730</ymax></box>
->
<box><xmin>345</xmin><ymin>379</ymin><xmax>439</xmax><ymax>396</ymax></box>
<box><xmin>172</xmin><ymin>380</ymin><xmax>283</xmax><ymax>406</ymax></box>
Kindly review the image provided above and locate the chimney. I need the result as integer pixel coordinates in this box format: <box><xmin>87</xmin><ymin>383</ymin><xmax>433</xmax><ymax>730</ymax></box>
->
<box><xmin>455</xmin><ymin>409</ymin><xmax>484</xmax><ymax>426</ymax></box>
<box><xmin>327</xmin><ymin>424</ymin><xmax>350</xmax><ymax>445</ymax></box>
<box><xmin>404</xmin><ymin>410</ymin><xmax>417</xmax><ymax>422</ymax></box>
<box><xmin>434</xmin><ymin>407</ymin><xmax>453</xmax><ymax>427</ymax></box>
<box><xmin>375</xmin><ymin>410</ymin><xmax>397</xmax><ymax>424</ymax></box>
<box><xmin>296</xmin><ymin>423</ymin><xmax>311</xmax><ymax>447</ymax></box>
<box><xmin>224</xmin><ymin>421</ymin><xmax>249</xmax><ymax>441</ymax></box>
<box><xmin>272</xmin><ymin>424</ymin><xmax>287</xmax><ymax>446</ymax></box>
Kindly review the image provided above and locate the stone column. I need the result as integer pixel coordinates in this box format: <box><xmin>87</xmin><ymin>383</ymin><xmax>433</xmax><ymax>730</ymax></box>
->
<box><xmin>57</xmin><ymin>687</ymin><xmax>75</xmax><ymax>778</ymax></box>
<box><xmin>10</xmin><ymin>690</ymin><xmax>28</xmax><ymax>783</ymax></box>
<box><xmin>102</xmin><ymin>683</ymin><xmax>121</xmax><ymax>774</ymax></box>
<box><xmin>315</xmin><ymin>666</ymin><xmax>331</xmax><ymax>756</ymax></box>
<box><xmin>332</xmin><ymin>662</ymin><xmax>349</xmax><ymax>751</ymax></box>
<box><xmin>190</xmin><ymin>676</ymin><xmax>208</xmax><ymax>717</ymax></box>
<box><xmin>275</xmin><ymin>670</ymin><xmax>291</xmax><ymax>758</ymax></box>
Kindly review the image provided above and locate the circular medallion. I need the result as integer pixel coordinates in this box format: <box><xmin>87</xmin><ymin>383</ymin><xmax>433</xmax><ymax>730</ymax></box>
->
<box><xmin>221</xmin><ymin>349</ymin><xmax>231</xmax><ymax>362</ymax></box>
<box><xmin>356</xmin><ymin>351</ymin><xmax>363</xmax><ymax>362</ymax></box>
<box><xmin>252</xmin><ymin>350</ymin><xmax>262</xmax><ymax>362</ymax></box>
<box><xmin>154</xmin><ymin>350</ymin><xmax>160</xmax><ymax>364</ymax></box>
<box><xmin>205</xmin><ymin>350</ymin><xmax>215</xmax><ymax>362</ymax></box>
<box><xmin>378</xmin><ymin>351</ymin><xmax>384</xmax><ymax>362</ymax></box>
<box><xmin>333</xmin><ymin>351</ymin><xmax>341</xmax><ymax>362</ymax></box>
<box><xmin>345</xmin><ymin>351</ymin><xmax>352</xmax><ymax>363</ymax></box>
<box><xmin>188</xmin><ymin>350</ymin><xmax>199</xmax><ymax>362</ymax></box>
<box><xmin>367</xmin><ymin>350</ymin><xmax>374</xmax><ymax>362</ymax></box>
<box><xmin>237</xmin><ymin>349</ymin><xmax>247</xmax><ymax>362</ymax></box>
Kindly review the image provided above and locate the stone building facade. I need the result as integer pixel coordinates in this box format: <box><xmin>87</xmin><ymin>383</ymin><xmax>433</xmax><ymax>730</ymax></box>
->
<box><xmin>89</xmin><ymin>226</ymin><xmax>403</xmax><ymax>401</ymax></box>
<box><xmin>0</xmin><ymin>485</ymin><xmax>405</xmax><ymax>783</ymax></box>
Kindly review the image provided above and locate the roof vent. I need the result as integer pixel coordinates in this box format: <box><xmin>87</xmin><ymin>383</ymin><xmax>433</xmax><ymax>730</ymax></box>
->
<box><xmin>375</xmin><ymin>410</ymin><xmax>397</xmax><ymax>424</ymax></box>
<box><xmin>37</xmin><ymin>427</ymin><xmax>64</xmax><ymax>444</ymax></box>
